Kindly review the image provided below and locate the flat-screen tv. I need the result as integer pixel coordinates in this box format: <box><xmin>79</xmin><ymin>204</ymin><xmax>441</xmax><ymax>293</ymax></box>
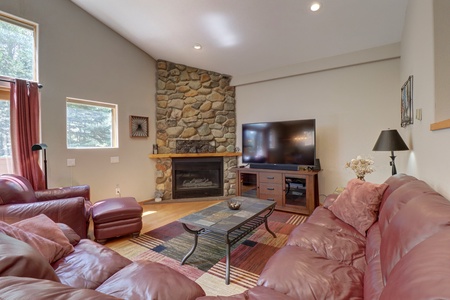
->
<box><xmin>242</xmin><ymin>119</ymin><xmax>316</xmax><ymax>170</ymax></box>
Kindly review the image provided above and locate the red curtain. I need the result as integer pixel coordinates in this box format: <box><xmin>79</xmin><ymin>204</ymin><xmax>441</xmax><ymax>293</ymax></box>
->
<box><xmin>10</xmin><ymin>79</ymin><xmax>45</xmax><ymax>190</ymax></box>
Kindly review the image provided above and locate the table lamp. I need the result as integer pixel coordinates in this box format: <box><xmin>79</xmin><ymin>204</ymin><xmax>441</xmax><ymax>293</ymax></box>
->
<box><xmin>372</xmin><ymin>129</ymin><xmax>409</xmax><ymax>175</ymax></box>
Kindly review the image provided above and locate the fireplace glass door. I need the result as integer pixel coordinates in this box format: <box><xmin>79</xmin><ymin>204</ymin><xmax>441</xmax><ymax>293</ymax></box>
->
<box><xmin>172</xmin><ymin>157</ymin><xmax>223</xmax><ymax>199</ymax></box>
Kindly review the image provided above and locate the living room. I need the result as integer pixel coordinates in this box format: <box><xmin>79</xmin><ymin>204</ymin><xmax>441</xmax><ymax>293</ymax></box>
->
<box><xmin>2</xmin><ymin>0</ymin><xmax>450</xmax><ymax>299</ymax></box>
<box><xmin>0</xmin><ymin>0</ymin><xmax>449</xmax><ymax>203</ymax></box>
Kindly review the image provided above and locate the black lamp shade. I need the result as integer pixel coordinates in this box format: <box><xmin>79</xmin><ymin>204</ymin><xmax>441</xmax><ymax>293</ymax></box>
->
<box><xmin>372</xmin><ymin>130</ymin><xmax>409</xmax><ymax>151</ymax></box>
<box><xmin>32</xmin><ymin>143</ymin><xmax>47</xmax><ymax>151</ymax></box>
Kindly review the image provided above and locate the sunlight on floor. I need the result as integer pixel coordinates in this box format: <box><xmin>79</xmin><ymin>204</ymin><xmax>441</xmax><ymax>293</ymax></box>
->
<box><xmin>142</xmin><ymin>210</ymin><xmax>157</xmax><ymax>216</ymax></box>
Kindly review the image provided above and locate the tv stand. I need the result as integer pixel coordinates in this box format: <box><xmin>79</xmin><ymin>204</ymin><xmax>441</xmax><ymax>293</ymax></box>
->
<box><xmin>235</xmin><ymin>167</ymin><xmax>319</xmax><ymax>215</ymax></box>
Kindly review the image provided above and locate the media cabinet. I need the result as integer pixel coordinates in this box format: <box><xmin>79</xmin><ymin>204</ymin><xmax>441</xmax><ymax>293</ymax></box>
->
<box><xmin>234</xmin><ymin>167</ymin><xmax>319</xmax><ymax>215</ymax></box>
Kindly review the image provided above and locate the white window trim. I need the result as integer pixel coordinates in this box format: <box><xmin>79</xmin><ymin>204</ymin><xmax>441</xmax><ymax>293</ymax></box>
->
<box><xmin>66</xmin><ymin>97</ymin><xmax>119</xmax><ymax>149</ymax></box>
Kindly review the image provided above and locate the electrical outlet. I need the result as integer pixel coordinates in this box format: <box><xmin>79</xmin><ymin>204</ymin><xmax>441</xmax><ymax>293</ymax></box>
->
<box><xmin>115</xmin><ymin>184</ymin><xmax>121</xmax><ymax>196</ymax></box>
<box><xmin>67</xmin><ymin>159</ymin><xmax>76</xmax><ymax>167</ymax></box>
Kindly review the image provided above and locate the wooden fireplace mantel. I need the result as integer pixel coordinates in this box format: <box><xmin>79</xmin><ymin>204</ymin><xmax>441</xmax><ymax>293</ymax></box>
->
<box><xmin>148</xmin><ymin>152</ymin><xmax>242</xmax><ymax>159</ymax></box>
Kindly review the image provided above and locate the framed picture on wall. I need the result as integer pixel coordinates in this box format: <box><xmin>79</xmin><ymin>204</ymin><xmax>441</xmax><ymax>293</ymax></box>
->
<box><xmin>130</xmin><ymin>115</ymin><xmax>149</xmax><ymax>137</ymax></box>
<box><xmin>401</xmin><ymin>75</ymin><xmax>413</xmax><ymax>127</ymax></box>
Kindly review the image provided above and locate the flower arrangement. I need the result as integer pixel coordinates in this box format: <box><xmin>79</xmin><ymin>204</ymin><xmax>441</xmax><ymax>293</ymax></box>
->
<box><xmin>345</xmin><ymin>155</ymin><xmax>374</xmax><ymax>180</ymax></box>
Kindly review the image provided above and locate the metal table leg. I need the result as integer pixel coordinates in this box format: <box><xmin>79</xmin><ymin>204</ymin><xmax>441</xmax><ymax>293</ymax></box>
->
<box><xmin>263</xmin><ymin>206</ymin><xmax>277</xmax><ymax>238</ymax></box>
<box><xmin>181</xmin><ymin>223</ymin><xmax>202</xmax><ymax>265</ymax></box>
<box><xmin>225</xmin><ymin>235</ymin><xmax>231</xmax><ymax>285</ymax></box>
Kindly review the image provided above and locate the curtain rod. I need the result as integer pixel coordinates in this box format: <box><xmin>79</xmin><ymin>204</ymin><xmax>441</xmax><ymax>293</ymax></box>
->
<box><xmin>0</xmin><ymin>78</ymin><xmax>43</xmax><ymax>89</ymax></box>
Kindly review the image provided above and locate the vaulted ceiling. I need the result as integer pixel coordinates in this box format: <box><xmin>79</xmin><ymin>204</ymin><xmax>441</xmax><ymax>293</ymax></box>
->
<box><xmin>72</xmin><ymin>0</ymin><xmax>409</xmax><ymax>79</ymax></box>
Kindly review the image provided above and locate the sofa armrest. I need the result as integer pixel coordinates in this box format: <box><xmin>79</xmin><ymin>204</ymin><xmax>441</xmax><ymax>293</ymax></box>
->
<box><xmin>35</xmin><ymin>185</ymin><xmax>90</xmax><ymax>202</ymax></box>
<box><xmin>0</xmin><ymin>197</ymin><xmax>89</xmax><ymax>239</ymax></box>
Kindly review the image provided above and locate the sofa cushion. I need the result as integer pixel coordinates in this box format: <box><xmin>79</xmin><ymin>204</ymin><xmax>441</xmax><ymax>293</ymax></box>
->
<box><xmin>0</xmin><ymin>276</ymin><xmax>119</xmax><ymax>299</ymax></box>
<box><xmin>0</xmin><ymin>233</ymin><xmax>60</xmax><ymax>282</ymax></box>
<box><xmin>378</xmin><ymin>179</ymin><xmax>438</xmax><ymax>235</ymax></box>
<box><xmin>380</xmin><ymin>193</ymin><xmax>450</xmax><ymax>283</ymax></box>
<box><xmin>380</xmin><ymin>228</ymin><xmax>450</xmax><ymax>299</ymax></box>
<box><xmin>258</xmin><ymin>245</ymin><xmax>364</xmax><ymax>299</ymax></box>
<box><xmin>364</xmin><ymin>223</ymin><xmax>383</xmax><ymax>300</ymax></box>
<box><xmin>13</xmin><ymin>214</ymin><xmax>74</xmax><ymax>255</ymax></box>
<box><xmin>328</xmin><ymin>179</ymin><xmax>388</xmax><ymax>236</ymax></box>
<box><xmin>96</xmin><ymin>260</ymin><xmax>206</xmax><ymax>300</ymax></box>
<box><xmin>57</xmin><ymin>223</ymin><xmax>81</xmax><ymax>246</ymax></box>
<box><xmin>287</xmin><ymin>222</ymin><xmax>366</xmax><ymax>272</ymax></box>
<box><xmin>52</xmin><ymin>239</ymin><xmax>132</xmax><ymax>290</ymax></box>
<box><xmin>0</xmin><ymin>221</ymin><xmax>68</xmax><ymax>263</ymax></box>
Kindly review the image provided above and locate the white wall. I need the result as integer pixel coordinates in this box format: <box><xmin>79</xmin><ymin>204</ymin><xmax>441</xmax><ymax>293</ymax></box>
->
<box><xmin>400</xmin><ymin>0</ymin><xmax>450</xmax><ymax>199</ymax></box>
<box><xmin>0</xmin><ymin>0</ymin><xmax>157</xmax><ymax>202</ymax></box>
<box><xmin>236</xmin><ymin>55</ymin><xmax>401</xmax><ymax>197</ymax></box>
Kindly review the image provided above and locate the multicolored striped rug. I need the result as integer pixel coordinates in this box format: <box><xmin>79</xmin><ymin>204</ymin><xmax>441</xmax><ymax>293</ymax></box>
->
<box><xmin>129</xmin><ymin>211</ymin><xmax>307</xmax><ymax>296</ymax></box>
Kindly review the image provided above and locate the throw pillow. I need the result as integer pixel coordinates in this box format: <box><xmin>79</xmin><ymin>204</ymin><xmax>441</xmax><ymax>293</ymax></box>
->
<box><xmin>328</xmin><ymin>179</ymin><xmax>388</xmax><ymax>236</ymax></box>
<box><xmin>57</xmin><ymin>223</ymin><xmax>81</xmax><ymax>246</ymax></box>
<box><xmin>13</xmin><ymin>214</ymin><xmax>74</xmax><ymax>255</ymax></box>
<box><xmin>0</xmin><ymin>221</ymin><xmax>66</xmax><ymax>263</ymax></box>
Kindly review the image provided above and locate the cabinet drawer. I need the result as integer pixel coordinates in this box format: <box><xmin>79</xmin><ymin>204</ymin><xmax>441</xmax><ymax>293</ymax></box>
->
<box><xmin>259</xmin><ymin>193</ymin><xmax>282</xmax><ymax>205</ymax></box>
<box><xmin>259</xmin><ymin>172</ymin><xmax>282</xmax><ymax>183</ymax></box>
<box><xmin>260</xmin><ymin>183</ymin><xmax>282</xmax><ymax>195</ymax></box>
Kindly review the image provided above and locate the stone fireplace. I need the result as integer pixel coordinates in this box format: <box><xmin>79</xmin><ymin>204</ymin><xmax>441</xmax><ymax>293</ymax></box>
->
<box><xmin>153</xmin><ymin>60</ymin><xmax>237</xmax><ymax>200</ymax></box>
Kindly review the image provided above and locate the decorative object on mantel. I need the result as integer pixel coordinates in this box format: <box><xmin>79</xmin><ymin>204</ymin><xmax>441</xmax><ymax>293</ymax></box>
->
<box><xmin>152</xmin><ymin>144</ymin><xmax>158</xmax><ymax>154</ymax></box>
<box><xmin>401</xmin><ymin>75</ymin><xmax>414</xmax><ymax>127</ymax></box>
<box><xmin>130</xmin><ymin>115</ymin><xmax>149</xmax><ymax>137</ymax></box>
<box><xmin>154</xmin><ymin>190</ymin><xmax>164</xmax><ymax>202</ymax></box>
<box><xmin>345</xmin><ymin>155</ymin><xmax>374</xmax><ymax>181</ymax></box>
<box><xmin>176</xmin><ymin>140</ymin><xmax>215</xmax><ymax>154</ymax></box>
<box><xmin>373</xmin><ymin>129</ymin><xmax>409</xmax><ymax>175</ymax></box>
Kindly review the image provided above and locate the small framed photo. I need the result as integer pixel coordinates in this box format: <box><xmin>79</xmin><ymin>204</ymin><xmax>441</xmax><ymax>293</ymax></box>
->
<box><xmin>130</xmin><ymin>115</ymin><xmax>149</xmax><ymax>137</ymax></box>
<box><xmin>401</xmin><ymin>75</ymin><xmax>413</xmax><ymax>127</ymax></box>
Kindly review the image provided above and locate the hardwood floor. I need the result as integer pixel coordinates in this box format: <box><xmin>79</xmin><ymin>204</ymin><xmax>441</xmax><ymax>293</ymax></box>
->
<box><xmin>101</xmin><ymin>200</ymin><xmax>222</xmax><ymax>248</ymax></box>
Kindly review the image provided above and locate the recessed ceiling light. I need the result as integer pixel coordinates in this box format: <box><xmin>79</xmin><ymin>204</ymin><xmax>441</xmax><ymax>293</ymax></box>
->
<box><xmin>310</xmin><ymin>2</ymin><xmax>321</xmax><ymax>12</ymax></box>
<box><xmin>193</xmin><ymin>44</ymin><xmax>202</xmax><ymax>50</ymax></box>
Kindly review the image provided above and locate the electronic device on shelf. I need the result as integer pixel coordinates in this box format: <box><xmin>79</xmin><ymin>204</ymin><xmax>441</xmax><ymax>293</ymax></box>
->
<box><xmin>242</xmin><ymin>119</ymin><xmax>316</xmax><ymax>171</ymax></box>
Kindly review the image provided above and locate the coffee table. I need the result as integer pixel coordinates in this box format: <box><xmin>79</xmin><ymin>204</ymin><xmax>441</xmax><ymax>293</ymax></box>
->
<box><xmin>178</xmin><ymin>196</ymin><xmax>277</xmax><ymax>284</ymax></box>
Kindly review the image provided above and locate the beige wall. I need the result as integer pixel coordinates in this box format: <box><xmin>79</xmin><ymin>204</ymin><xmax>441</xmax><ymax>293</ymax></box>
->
<box><xmin>0</xmin><ymin>0</ymin><xmax>157</xmax><ymax>202</ymax></box>
<box><xmin>235</xmin><ymin>55</ymin><xmax>401</xmax><ymax>197</ymax></box>
<box><xmin>400</xmin><ymin>0</ymin><xmax>450</xmax><ymax>199</ymax></box>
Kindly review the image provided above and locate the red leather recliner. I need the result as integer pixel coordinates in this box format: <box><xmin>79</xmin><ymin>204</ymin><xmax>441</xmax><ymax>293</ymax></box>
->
<box><xmin>0</xmin><ymin>174</ymin><xmax>92</xmax><ymax>238</ymax></box>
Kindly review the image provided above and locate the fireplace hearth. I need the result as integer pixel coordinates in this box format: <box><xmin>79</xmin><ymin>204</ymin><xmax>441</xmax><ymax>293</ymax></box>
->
<box><xmin>172</xmin><ymin>157</ymin><xmax>224</xmax><ymax>199</ymax></box>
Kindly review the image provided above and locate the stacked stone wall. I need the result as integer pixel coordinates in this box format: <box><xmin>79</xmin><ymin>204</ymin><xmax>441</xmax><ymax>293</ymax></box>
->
<box><xmin>155</xmin><ymin>60</ymin><xmax>237</xmax><ymax>199</ymax></box>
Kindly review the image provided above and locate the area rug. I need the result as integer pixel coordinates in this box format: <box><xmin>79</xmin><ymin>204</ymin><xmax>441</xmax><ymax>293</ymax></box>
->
<box><xmin>127</xmin><ymin>211</ymin><xmax>307</xmax><ymax>296</ymax></box>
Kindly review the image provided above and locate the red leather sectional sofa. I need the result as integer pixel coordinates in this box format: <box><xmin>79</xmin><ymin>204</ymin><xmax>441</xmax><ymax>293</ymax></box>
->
<box><xmin>200</xmin><ymin>174</ymin><xmax>450</xmax><ymax>299</ymax></box>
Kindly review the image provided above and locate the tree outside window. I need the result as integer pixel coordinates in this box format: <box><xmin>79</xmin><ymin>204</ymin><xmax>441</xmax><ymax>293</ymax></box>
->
<box><xmin>66</xmin><ymin>98</ymin><xmax>118</xmax><ymax>149</ymax></box>
<box><xmin>0</xmin><ymin>15</ymin><xmax>36</xmax><ymax>81</ymax></box>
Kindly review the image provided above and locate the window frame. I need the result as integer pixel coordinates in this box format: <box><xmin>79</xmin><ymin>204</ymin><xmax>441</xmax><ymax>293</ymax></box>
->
<box><xmin>0</xmin><ymin>10</ymin><xmax>39</xmax><ymax>81</ymax></box>
<box><xmin>66</xmin><ymin>97</ymin><xmax>119</xmax><ymax>149</ymax></box>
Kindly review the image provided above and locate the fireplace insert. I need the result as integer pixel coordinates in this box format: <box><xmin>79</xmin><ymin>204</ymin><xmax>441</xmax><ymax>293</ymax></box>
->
<box><xmin>172</xmin><ymin>157</ymin><xmax>223</xmax><ymax>199</ymax></box>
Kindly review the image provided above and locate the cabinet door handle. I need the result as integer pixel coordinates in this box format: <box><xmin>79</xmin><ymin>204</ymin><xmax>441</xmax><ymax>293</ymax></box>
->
<box><xmin>267</xmin><ymin>176</ymin><xmax>275</xmax><ymax>179</ymax></box>
<box><xmin>267</xmin><ymin>187</ymin><xmax>275</xmax><ymax>191</ymax></box>
<box><xmin>267</xmin><ymin>198</ymin><xmax>275</xmax><ymax>201</ymax></box>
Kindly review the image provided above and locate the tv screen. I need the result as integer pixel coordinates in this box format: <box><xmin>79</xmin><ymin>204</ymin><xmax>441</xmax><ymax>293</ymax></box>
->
<box><xmin>242</xmin><ymin>119</ymin><xmax>316</xmax><ymax>168</ymax></box>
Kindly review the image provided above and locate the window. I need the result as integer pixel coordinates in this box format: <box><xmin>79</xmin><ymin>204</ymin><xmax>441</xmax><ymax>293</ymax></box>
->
<box><xmin>0</xmin><ymin>12</ymin><xmax>37</xmax><ymax>81</ymax></box>
<box><xmin>66</xmin><ymin>98</ymin><xmax>118</xmax><ymax>149</ymax></box>
<box><xmin>0</xmin><ymin>12</ymin><xmax>37</xmax><ymax>174</ymax></box>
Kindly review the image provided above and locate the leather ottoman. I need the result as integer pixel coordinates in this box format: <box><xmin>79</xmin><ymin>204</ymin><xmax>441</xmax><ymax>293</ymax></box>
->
<box><xmin>92</xmin><ymin>197</ymin><xmax>143</xmax><ymax>244</ymax></box>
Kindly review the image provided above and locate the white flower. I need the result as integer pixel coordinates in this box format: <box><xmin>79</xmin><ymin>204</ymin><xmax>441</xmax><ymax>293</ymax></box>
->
<box><xmin>345</xmin><ymin>155</ymin><xmax>374</xmax><ymax>178</ymax></box>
